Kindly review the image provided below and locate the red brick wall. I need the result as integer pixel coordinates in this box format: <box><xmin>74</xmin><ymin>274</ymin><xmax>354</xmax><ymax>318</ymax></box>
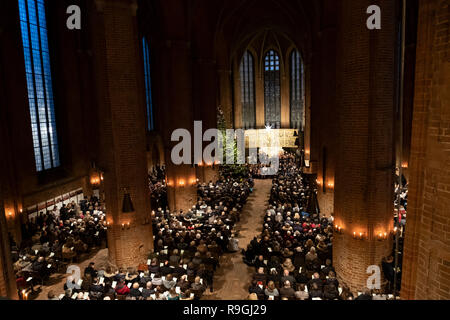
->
<box><xmin>333</xmin><ymin>0</ymin><xmax>396</xmax><ymax>292</ymax></box>
<box><xmin>91</xmin><ymin>0</ymin><xmax>153</xmax><ymax>268</ymax></box>
<box><xmin>401</xmin><ymin>0</ymin><xmax>450</xmax><ymax>300</ymax></box>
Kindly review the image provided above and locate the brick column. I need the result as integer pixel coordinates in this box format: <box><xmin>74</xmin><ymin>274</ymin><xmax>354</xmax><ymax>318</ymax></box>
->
<box><xmin>401</xmin><ymin>0</ymin><xmax>450</xmax><ymax>300</ymax></box>
<box><xmin>194</xmin><ymin>58</ymin><xmax>219</xmax><ymax>184</ymax></box>
<box><xmin>218</xmin><ymin>68</ymin><xmax>233</xmax><ymax>128</ymax></box>
<box><xmin>92</xmin><ymin>0</ymin><xmax>153</xmax><ymax>268</ymax></box>
<box><xmin>0</xmin><ymin>196</ymin><xmax>17</xmax><ymax>299</ymax></box>
<box><xmin>157</xmin><ymin>39</ymin><xmax>197</xmax><ymax>212</ymax></box>
<box><xmin>333</xmin><ymin>0</ymin><xmax>395</xmax><ymax>292</ymax></box>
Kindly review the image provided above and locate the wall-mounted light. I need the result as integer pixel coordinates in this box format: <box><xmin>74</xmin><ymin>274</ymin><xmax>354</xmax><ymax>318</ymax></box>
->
<box><xmin>90</xmin><ymin>175</ymin><xmax>101</xmax><ymax>186</ymax></box>
<box><xmin>401</xmin><ymin>162</ymin><xmax>408</xmax><ymax>169</ymax></box>
<box><xmin>121</xmin><ymin>222</ymin><xmax>131</xmax><ymax>230</ymax></box>
<box><xmin>327</xmin><ymin>181</ymin><xmax>335</xmax><ymax>189</ymax></box>
<box><xmin>178</xmin><ymin>180</ymin><xmax>185</xmax><ymax>187</ymax></box>
<box><xmin>304</xmin><ymin>160</ymin><xmax>310</xmax><ymax>168</ymax></box>
<box><xmin>376</xmin><ymin>231</ymin><xmax>388</xmax><ymax>241</ymax></box>
<box><xmin>334</xmin><ymin>224</ymin><xmax>343</xmax><ymax>234</ymax></box>
<box><xmin>353</xmin><ymin>231</ymin><xmax>367</xmax><ymax>240</ymax></box>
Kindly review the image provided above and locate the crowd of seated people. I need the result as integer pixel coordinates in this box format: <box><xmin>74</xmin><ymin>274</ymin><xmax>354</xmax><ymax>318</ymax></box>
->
<box><xmin>12</xmin><ymin>197</ymin><xmax>108</xmax><ymax>299</ymax></box>
<box><xmin>243</xmin><ymin>153</ymin><xmax>398</xmax><ymax>301</ymax></box>
<box><xmin>53</xmin><ymin>175</ymin><xmax>254</xmax><ymax>300</ymax></box>
<box><xmin>243</xmin><ymin>153</ymin><xmax>338</xmax><ymax>300</ymax></box>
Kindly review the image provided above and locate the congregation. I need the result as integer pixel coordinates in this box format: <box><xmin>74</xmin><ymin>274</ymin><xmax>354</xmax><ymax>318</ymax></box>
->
<box><xmin>243</xmin><ymin>153</ymin><xmax>400</xmax><ymax>300</ymax></box>
<box><xmin>44</xmin><ymin>171</ymin><xmax>254</xmax><ymax>300</ymax></box>
<box><xmin>12</xmin><ymin>197</ymin><xmax>108</xmax><ymax>299</ymax></box>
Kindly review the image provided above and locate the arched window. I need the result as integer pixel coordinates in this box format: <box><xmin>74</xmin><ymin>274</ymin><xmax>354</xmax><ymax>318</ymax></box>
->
<box><xmin>18</xmin><ymin>0</ymin><xmax>60</xmax><ymax>172</ymax></box>
<box><xmin>239</xmin><ymin>51</ymin><xmax>256</xmax><ymax>129</ymax></box>
<box><xmin>142</xmin><ymin>37</ymin><xmax>154</xmax><ymax>131</ymax></box>
<box><xmin>264</xmin><ymin>50</ymin><xmax>281</xmax><ymax>128</ymax></box>
<box><xmin>290</xmin><ymin>50</ymin><xmax>304</xmax><ymax>129</ymax></box>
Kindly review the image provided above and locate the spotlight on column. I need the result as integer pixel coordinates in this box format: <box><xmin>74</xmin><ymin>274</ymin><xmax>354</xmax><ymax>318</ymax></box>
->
<box><xmin>122</xmin><ymin>188</ymin><xmax>135</xmax><ymax>213</ymax></box>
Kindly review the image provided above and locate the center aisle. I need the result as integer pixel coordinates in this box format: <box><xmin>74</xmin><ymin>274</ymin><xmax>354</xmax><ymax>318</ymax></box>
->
<box><xmin>202</xmin><ymin>179</ymin><xmax>272</xmax><ymax>300</ymax></box>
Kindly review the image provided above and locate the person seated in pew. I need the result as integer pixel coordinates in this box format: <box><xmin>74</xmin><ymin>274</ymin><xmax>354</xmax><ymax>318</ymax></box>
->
<box><xmin>114</xmin><ymin>279</ymin><xmax>130</xmax><ymax>296</ymax></box>
<box><xmin>294</xmin><ymin>283</ymin><xmax>309</xmax><ymax>300</ymax></box>
<box><xmin>264</xmin><ymin>281</ymin><xmax>279</xmax><ymax>300</ymax></box>
<box><xmin>129</xmin><ymin>282</ymin><xmax>142</xmax><ymax>299</ymax></box>
<box><xmin>279</xmin><ymin>280</ymin><xmax>296</xmax><ymax>300</ymax></box>
<box><xmin>142</xmin><ymin>281</ymin><xmax>155</xmax><ymax>299</ymax></box>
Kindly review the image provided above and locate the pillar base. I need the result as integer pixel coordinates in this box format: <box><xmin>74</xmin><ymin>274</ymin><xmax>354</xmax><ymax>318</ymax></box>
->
<box><xmin>334</xmin><ymin>234</ymin><xmax>392</xmax><ymax>294</ymax></box>
<box><xmin>107</xmin><ymin>223</ymin><xmax>153</xmax><ymax>269</ymax></box>
<box><xmin>167</xmin><ymin>185</ymin><xmax>197</xmax><ymax>213</ymax></box>
<box><xmin>317</xmin><ymin>189</ymin><xmax>334</xmax><ymax>218</ymax></box>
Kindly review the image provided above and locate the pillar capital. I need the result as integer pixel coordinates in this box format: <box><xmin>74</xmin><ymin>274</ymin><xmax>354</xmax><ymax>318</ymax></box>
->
<box><xmin>164</xmin><ymin>40</ymin><xmax>191</xmax><ymax>50</ymax></box>
<box><xmin>95</xmin><ymin>0</ymin><xmax>137</xmax><ymax>15</ymax></box>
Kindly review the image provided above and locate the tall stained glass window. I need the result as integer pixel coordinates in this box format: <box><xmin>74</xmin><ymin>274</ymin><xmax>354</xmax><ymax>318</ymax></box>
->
<box><xmin>18</xmin><ymin>0</ymin><xmax>59</xmax><ymax>171</ymax></box>
<box><xmin>290</xmin><ymin>50</ymin><xmax>304</xmax><ymax>129</ymax></box>
<box><xmin>142</xmin><ymin>37</ymin><xmax>154</xmax><ymax>131</ymax></box>
<box><xmin>240</xmin><ymin>51</ymin><xmax>256</xmax><ymax>129</ymax></box>
<box><xmin>264</xmin><ymin>50</ymin><xmax>281</xmax><ymax>128</ymax></box>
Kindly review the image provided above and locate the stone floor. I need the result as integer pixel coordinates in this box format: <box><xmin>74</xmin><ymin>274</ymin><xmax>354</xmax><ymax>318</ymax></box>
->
<box><xmin>202</xmin><ymin>179</ymin><xmax>272</xmax><ymax>300</ymax></box>
<box><xmin>32</xmin><ymin>179</ymin><xmax>272</xmax><ymax>300</ymax></box>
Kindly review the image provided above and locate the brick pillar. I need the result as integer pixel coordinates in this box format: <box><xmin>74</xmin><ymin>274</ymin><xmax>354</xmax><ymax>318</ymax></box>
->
<box><xmin>0</xmin><ymin>186</ymin><xmax>17</xmax><ymax>299</ymax></box>
<box><xmin>333</xmin><ymin>0</ymin><xmax>395</xmax><ymax>292</ymax></box>
<box><xmin>218</xmin><ymin>68</ymin><xmax>233</xmax><ymax>128</ymax></box>
<box><xmin>157</xmin><ymin>38</ymin><xmax>197</xmax><ymax>212</ymax></box>
<box><xmin>193</xmin><ymin>58</ymin><xmax>219</xmax><ymax>184</ymax></box>
<box><xmin>201</xmin><ymin>166</ymin><xmax>219</xmax><ymax>184</ymax></box>
<box><xmin>92</xmin><ymin>0</ymin><xmax>153</xmax><ymax>268</ymax></box>
<box><xmin>165</xmin><ymin>161</ymin><xmax>197</xmax><ymax>212</ymax></box>
<box><xmin>401</xmin><ymin>0</ymin><xmax>450</xmax><ymax>300</ymax></box>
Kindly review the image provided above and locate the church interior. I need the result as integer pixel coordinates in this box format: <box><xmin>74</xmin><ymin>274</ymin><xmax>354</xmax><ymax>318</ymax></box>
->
<box><xmin>0</xmin><ymin>0</ymin><xmax>449</xmax><ymax>301</ymax></box>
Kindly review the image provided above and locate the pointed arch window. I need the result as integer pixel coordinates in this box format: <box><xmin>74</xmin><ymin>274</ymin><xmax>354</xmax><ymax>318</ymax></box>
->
<box><xmin>239</xmin><ymin>51</ymin><xmax>256</xmax><ymax>129</ymax></box>
<box><xmin>18</xmin><ymin>0</ymin><xmax>60</xmax><ymax>172</ymax></box>
<box><xmin>264</xmin><ymin>50</ymin><xmax>281</xmax><ymax>128</ymax></box>
<box><xmin>290</xmin><ymin>50</ymin><xmax>305</xmax><ymax>129</ymax></box>
<box><xmin>142</xmin><ymin>37</ymin><xmax>155</xmax><ymax>131</ymax></box>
